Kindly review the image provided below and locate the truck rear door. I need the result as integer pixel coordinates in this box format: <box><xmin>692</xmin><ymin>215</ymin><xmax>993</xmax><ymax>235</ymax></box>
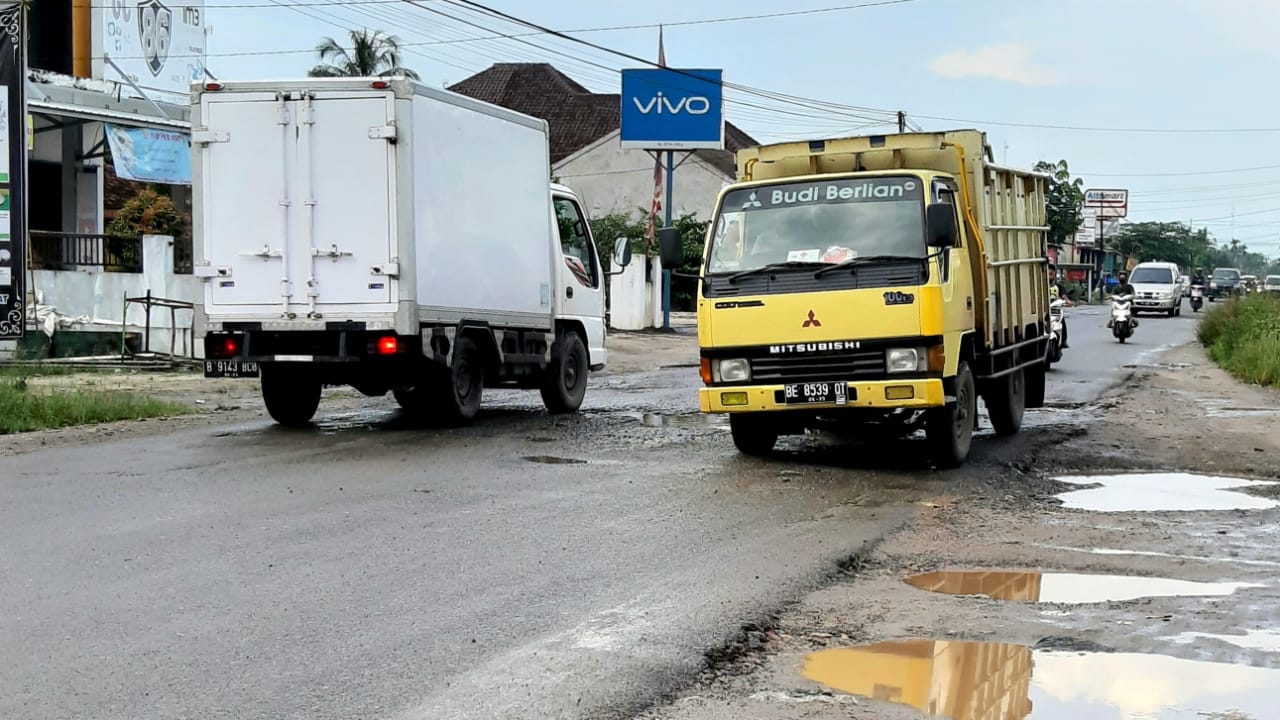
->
<box><xmin>198</xmin><ymin>88</ymin><xmax>397</xmax><ymax>315</ymax></box>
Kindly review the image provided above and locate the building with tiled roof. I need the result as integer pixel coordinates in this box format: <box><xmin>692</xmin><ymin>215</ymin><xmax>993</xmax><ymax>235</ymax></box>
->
<box><xmin>448</xmin><ymin>63</ymin><xmax>758</xmax><ymax>222</ymax></box>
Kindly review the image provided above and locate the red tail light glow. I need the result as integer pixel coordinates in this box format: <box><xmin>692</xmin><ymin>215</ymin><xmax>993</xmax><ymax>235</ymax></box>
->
<box><xmin>377</xmin><ymin>336</ymin><xmax>398</xmax><ymax>355</ymax></box>
<box><xmin>220</xmin><ymin>337</ymin><xmax>240</xmax><ymax>356</ymax></box>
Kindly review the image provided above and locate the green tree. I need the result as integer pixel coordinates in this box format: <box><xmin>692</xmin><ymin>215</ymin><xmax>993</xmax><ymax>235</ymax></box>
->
<box><xmin>105</xmin><ymin>188</ymin><xmax>187</xmax><ymax>271</ymax></box>
<box><xmin>1034</xmin><ymin>159</ymin><xmax>1086</xmax><ymax>248</ymax></box>
<box><xmin>308</xmin><ymin>30</ymin><xmax>420</xmax><ymax>79</ymax></box>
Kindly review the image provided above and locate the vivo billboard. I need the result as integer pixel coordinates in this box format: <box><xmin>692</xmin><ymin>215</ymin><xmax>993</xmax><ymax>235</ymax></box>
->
<box><xmin>620</xmin><ymin>68</ymin><xmax>724</xmax><ymax>150</ymax></box>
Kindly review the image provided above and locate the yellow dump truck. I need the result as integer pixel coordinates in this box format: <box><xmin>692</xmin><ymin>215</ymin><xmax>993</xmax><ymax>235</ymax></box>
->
<box><xmin>658</xmin><ymin>129</ymin><xmax>1051</xmax><ymax>467</ymax></box>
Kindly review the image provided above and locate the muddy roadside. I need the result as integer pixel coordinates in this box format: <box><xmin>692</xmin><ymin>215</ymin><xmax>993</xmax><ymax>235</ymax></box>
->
<box><xmin>0</xmin><ymin>328</ymin><xmax>697</xmax><ymax>456</ymax></box>
<box><xmin>638</xmin><ymin>341</ymin><xmax>1280</xmax><ymax>720</ymax></box>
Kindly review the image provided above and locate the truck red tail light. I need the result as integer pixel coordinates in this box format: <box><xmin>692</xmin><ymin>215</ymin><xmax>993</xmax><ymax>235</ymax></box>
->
<box><xmin>219</xmin><ymin>337</ymin><xmax>240</xmax><ymax>357</ymax></box>
<box><xmin>377</xmin><ymin>336</ymin><xmax>398</xmax><ymax>355</ymax></box>
<box><xmin>371</xmin><ymin>80</ymin><xmax>390</xmax><ymax>89</ymax></box>
<box><xmin>204</xmin><ymin>82</ymin><xmax>223</xmax><ymax>91</ymax></box>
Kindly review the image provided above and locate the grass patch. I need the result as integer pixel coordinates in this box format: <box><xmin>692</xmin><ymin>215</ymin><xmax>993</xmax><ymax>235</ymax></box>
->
<box><xmin>1198</xmin><ymin>294</ymin><xmax>1280</xmax><ymax>387</ymax></box>
<box><xmin>0</xmin><ymin>378</ymin><xmax>191</xmax><ymax>434</ymax></box>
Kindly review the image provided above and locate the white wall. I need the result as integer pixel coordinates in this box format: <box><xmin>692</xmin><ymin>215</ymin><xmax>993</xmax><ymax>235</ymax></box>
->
<box><xmin>28</xmin><ymin>235</ymin><xmax>202</xmax><ymax>357</ymax></box>
<box><xmin>553</xmin><ymin>130</ymin><xmax>730</xmax><ymax>223</ymax></box>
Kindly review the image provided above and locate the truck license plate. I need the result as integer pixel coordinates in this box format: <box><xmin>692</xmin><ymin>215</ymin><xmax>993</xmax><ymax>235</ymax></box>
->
<box><xmin>204</xmin><ymin>360</ymin><xmax>260</xmax><ymax>379</ymax></box>
<box><xmin>781</xmin><ymin>382</ymin><xmax>848</xmax><ymax>405</ymax></box>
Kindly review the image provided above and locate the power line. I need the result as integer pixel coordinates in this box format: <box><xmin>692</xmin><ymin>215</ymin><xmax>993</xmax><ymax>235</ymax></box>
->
<box><xmin>1078</xmin><ymin>164</ymin><xmax>1280</xmax><ymax>178</ymax></box>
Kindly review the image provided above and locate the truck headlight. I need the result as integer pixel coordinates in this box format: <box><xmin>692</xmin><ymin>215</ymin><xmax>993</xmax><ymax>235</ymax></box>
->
<box><xmin>886</xmin><ymin>347</ymin><xmax>927</xmax><ymax>373</ymax></box>
<box><xmin>716</xmin><ymin>358</ymin><xmax>750</xmax><ymax>383</ymax></box>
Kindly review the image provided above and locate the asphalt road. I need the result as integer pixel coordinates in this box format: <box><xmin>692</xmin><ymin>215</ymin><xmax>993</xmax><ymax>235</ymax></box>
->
<box><xmin>0</xmin><ymin>309</ymin><xmax>1198</xmax><ymax>720</ymax></box>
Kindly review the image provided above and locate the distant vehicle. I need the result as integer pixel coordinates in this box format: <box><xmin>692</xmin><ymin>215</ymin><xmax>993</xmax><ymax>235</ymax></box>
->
<box><xmin>1265</xmin><ymin>275</ymin><xmax>1280</xmax><ymax>294</ymax></box>
<box><xmin>1209</xmin><ymin>267</ymin><xmax>1243</xmax><ymax>300</ymax></box>
<box><xmin>1242</xmin><ymin>275</ymin><xmax>1259</xmax><ymax>294</ymax></box>
<box><xmin>1128</xmin><ymin>261</ymin><xmax>1183</xmax><ymax>316</ymax></box>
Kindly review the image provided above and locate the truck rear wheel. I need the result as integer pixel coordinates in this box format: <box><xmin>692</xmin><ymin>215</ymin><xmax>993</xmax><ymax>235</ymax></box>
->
<box><xmin>435</xmin><ymin>335</ymin><xmax>484</xmax><ymax>425</ymax></box>
<box><xmin>261</xmin><ymin>366</ymin><xmax>321</xmax><ymax>427</ymax></box>
<box><xmin>925</xmin><ymin>361</ymin><xmax>975</xmax><ymax>469</ymax></box>
<box><xmin>540</xmin><ymin>330</ymin><xmax>589</xmax><ymax>414</ymax></box>
<box><xmin>985</xmin><ymin>368</ymin><xmax>1026</xmax><ymax>436</ymax></box>
<box><xmin>730</xmin><ymin>414</ymin><xmax>778</xmax><ymax>457</ymax></box>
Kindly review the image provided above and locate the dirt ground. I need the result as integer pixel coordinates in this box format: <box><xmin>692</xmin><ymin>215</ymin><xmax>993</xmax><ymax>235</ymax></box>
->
<box><xmin>0</xmin><ymin>327</ymin><xmax>698</xmax><ymax>457</ymax></box>
<box><xmin>640</xmin><ymin>341</ymin><xmax>1280</xmax><ymax>720</ymax></box>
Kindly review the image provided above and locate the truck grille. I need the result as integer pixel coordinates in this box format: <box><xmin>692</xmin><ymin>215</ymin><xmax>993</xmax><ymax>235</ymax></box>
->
<box><xmin>750</xmin><ymin>349</ymin><xmax>886</xmax><ymax>383</ymax></box>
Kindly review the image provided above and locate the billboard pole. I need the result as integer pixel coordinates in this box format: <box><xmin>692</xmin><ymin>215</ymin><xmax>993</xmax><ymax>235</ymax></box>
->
<box><xmin>663</xmin><ymin>149</ymin><xmax>674</xmax><ymax>330</ymax></box>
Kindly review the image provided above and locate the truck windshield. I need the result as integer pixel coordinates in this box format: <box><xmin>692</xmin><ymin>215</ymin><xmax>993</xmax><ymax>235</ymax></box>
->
<box><xmin>1130</xmin><ymin>267</ymin><xmax>1173</xmax><ymax>284</ymax></box>
<box><xmin>706</xmin><ymin>176</ymin><xmax>926</xmax><ymax>274</ymax></box>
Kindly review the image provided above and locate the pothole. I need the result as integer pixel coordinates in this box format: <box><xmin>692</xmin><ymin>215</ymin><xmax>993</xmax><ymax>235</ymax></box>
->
<box><xmin>801</xmin><ymin>639</ymin><xmax>1280</xmax><ymax>719</ymax></box>
<box><xmin>1170</xmin><ymin>629</ymin><xmax>1280</xmax><ymax>652</ymax></box>
<box><xmin>522</xmin><ymin>455</ymin><xmax>588</xmax><ymax>465</ymax></box>
<box><xmin>1054</xmin><ymin>472</ymin><xmax>1280</xmax><ymax>512</ymax></box>
<box><xmin>638</xmin><ymin>412</ymin><xmax>729</xmax><ymax>428</ymax></box>
<box><xmin>904</xmin><ymin>570</ymin><xmax>1263</xmax><ymax>604</ymax></box>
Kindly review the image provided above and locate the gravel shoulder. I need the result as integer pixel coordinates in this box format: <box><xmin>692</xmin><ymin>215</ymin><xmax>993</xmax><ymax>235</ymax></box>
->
<box><xmin>638</xmin><ymin>340</ymin><xmax>1280</xmax><ymax>720</ymax></box>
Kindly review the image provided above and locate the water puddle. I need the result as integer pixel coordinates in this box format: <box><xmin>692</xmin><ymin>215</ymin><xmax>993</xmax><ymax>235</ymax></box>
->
<box><xmin>801</xmin><ymin>639</ymin><xmax>1280</xmax><ymax>719</ymax></box>
<box><xmin>522</xmin><ymin>455</ymin><xmax>588</xmax><ymax>465</ymax></box>
<box><xmin>1198</xmin><ymin>398</ymin><xmax>1280</xmax><ymax>419</ymax></box>
<box><xmin>1172</xmin><ymin>630</ymin><xmax>1280</xmax><ymax>652</ymax></box>
<box><xmin>1054</xmin><ymin>472</ymin><xmax>1280</xmax><ymax>512</ymax></box>
<box><xmin>905</xmin><ymin>570</ymin><xmax>1261</xmax><ymax>604</ymax></box>
<box><xmin>638</xmin><ymin>412</ymin><xmax>729</xmax><ymax>429</ymax></box>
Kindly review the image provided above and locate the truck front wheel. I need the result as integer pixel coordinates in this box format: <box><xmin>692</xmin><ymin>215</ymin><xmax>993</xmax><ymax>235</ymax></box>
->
<box><xmin>261</xmin><ymin>366</ymin><xmax>321</xmax><ymax>427</ymax></box>
<box><xmin>540</xmin><ymin>330</ymin><xmax>589</xmax><ymax>414</ymax></box>
<box><xmin>925</xmin><ymin>361</ymin><xmax>976</xmax><ymax>468</ymax></box>
<box><xmin>729</xmin><ymin>414</ymin><xmax>778</xmax><ymax>457</ymax></box>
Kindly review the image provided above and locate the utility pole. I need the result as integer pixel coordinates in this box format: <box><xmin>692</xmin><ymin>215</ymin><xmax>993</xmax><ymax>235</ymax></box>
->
<box><xmin>897</xmin><ymin>111</ymin><xmax>906</xmax><ymax>133</ymax></box>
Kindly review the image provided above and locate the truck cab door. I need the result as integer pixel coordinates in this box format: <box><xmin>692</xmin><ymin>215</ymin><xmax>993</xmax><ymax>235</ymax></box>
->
<box><xmin>552</xmin><ymin>195</ymin><xmax>606</xmax><ymax>366</ymax></box>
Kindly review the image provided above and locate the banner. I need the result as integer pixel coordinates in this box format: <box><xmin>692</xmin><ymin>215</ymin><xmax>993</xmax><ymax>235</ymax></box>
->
<box><xmin>0</xmin><ymin>3</ymin><xmax>25</xmax><ymax>339</ymax></box>
<box><xmin>105</xmin><ymin>123</ymin><xmax>192</xmax><ymax>185</ymax></box>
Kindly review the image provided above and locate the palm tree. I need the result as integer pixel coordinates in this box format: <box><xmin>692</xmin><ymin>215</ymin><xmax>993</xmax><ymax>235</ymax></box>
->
<box><xmin>308</xmin><ymin>29</ymin><xmax>420</xmax><ymax>80</ymax></box>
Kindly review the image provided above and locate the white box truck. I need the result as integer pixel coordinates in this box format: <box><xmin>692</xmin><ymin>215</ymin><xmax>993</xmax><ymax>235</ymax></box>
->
<box><xmin>190</xmin><ymin>77</ymin><xmax>630</xmax><ymax>426</ymax></box>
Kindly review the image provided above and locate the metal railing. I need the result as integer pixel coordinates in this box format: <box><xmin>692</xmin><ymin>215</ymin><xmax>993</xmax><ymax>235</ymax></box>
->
<box><xmin>29</xmin><ymin>231</ymin><xmax>144</xmax><ymax>273</ymax></box>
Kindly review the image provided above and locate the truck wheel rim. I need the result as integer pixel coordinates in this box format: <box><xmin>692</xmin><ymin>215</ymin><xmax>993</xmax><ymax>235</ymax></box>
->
<box><xmin>955</xmin><ymin>381</ymin><xmax>971</xmax><ymax>439</ymax></box>
<box><xmin>563</xmin><ymin>352</ymin><xmax>579</xmax><ymax>389</ymax></box>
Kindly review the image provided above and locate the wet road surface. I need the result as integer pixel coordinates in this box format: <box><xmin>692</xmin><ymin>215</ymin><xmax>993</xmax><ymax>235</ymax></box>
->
<box><xmin>0</xmin><ymin>312</ymin><xmax>1197</xmax><ymax>720</ymax></box>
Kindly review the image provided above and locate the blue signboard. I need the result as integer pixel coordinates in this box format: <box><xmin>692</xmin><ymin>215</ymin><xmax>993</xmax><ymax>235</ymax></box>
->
<box><xmin>105</xmin><ymin>123</ymin><xmax>192</xmax><ymax>185</ymax></box>
<box><xmin>620</xmin><ymin>68</ymin><xmax>724</xmax><ymax>150</ymax></box>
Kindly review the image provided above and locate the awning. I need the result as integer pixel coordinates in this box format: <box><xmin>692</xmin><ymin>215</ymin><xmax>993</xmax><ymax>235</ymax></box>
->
<box><xmin>28</xmin><ymin>99</ymin><xmax>190</xmax><ymax>132</ymax></box>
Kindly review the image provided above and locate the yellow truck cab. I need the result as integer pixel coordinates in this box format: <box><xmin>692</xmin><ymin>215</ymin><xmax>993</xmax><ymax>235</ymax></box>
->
<box><xmin>658</xmin><ymin>129</ymin><xmax>1052</xmax><ymax>467</ymax></box>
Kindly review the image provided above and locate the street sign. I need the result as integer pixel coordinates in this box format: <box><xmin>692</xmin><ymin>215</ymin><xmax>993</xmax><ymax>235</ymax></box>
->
<box><xmin>1084</xmin><ymin>188</ymin><xmax>1128</xmax><ymax>218</ymax></box>
<box><xmin>620</xmin><ymin>68</ymin><xmax>724</xmax><ymax>150</ymax></box>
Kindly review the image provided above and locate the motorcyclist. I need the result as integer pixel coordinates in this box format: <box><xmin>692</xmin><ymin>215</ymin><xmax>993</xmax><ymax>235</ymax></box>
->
<box><xmin>1048</xmin><ymin>265</ymin><xmax>1070</xmax><ymax>348</ymax></box>
<box><xmin>1106</xmin><ymin>270</ymin><xmax>1137</xmax><ymax>328</ymax></box>
<box><xmin>1192</xmin><ymin>268</ymin><xmax>1207</xmax><ymax>287</ymax></box>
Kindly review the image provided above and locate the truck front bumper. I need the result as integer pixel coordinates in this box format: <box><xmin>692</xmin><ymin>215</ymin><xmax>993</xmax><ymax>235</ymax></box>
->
<box><xmin>699</xmin><ymin>378</ymin><xmax>946</xmax><ymax>413</ymax></box>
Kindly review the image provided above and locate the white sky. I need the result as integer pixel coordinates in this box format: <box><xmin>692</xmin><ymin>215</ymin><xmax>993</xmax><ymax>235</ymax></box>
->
<box><xmin>180</xmin><ymin>0</ymin><xmax>1280</xmax><ymax>256</ymax></box>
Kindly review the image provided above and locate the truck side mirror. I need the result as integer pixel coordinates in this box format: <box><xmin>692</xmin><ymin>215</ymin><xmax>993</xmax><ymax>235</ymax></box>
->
<box><xmin>612</xmin><ymin>239</ymin><xmax>633</xmax><ymax>269</ymax></box>
<box><xmin>926</xmin><ymin>203</ymin><xmax>958</xmax><ymax>248</ymax></box>
<box><xmin>657</xmin><ymin>226</ymin><xmax>685</xmax><ymax>268</ymax></box>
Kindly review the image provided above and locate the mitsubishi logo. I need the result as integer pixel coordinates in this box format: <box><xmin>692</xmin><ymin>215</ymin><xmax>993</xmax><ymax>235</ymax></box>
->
<box><xmin>802</xmin><ymin>310</ymin><xmax>821</xmax><ymax>328</ymax></box>
<box><xmin>742</xmin><ymin>192</ymin><xmax>762</xmax><ymax>209</ymax></box>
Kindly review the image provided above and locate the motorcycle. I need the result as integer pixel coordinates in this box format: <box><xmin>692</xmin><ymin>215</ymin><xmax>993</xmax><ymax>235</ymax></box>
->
<box><xmin>1047</xmin><ymin>298</ymin><xmax>1066</xmax><ymax>367</ymax></box>
<box><xmin>1111</xmin><ymin>294</ymin><xmax>1136</xmax><ymax>343</ymax></box>
<box><xmin>1190</xmin><ymin>284</ymin><xmax>1205</xmax><ymax>312</ymax></box>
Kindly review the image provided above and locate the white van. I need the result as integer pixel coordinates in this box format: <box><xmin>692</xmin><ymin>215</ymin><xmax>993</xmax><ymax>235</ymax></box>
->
<box><xmin>1128</xmin><ymin>261</ymin><xmax>1184</xmax><ymax>316</ymax></box>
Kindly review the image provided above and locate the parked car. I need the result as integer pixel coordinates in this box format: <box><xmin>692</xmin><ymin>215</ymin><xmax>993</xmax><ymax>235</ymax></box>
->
<box><xmin>1209</xmin><ymin>267</ymin><xmax>1243</xmax><ymax>300</ymax></box>
<box><xmin>1129</xmin><ymin>261</ymin><xmax>1184</xmax><ymax>316</ymax></box>
<box><xmin>1264</xmin><ymin>275</ymin><xmax>1280</xmax><ymax>294</ymax></box>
